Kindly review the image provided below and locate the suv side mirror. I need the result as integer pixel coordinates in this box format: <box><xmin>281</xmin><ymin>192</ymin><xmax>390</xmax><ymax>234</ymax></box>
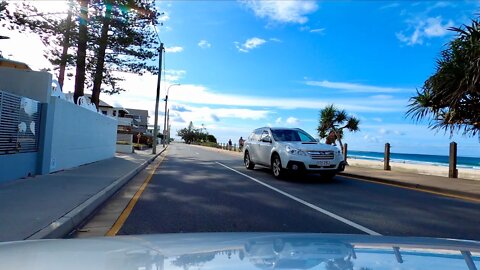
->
<box><xmin>261</xmin><ymin>136</ymin><xmax>272</xmax><ymax>143</ymax></box>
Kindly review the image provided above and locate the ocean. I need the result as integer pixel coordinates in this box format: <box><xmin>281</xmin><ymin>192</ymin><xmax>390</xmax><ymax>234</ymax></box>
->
<box><xmin>348</xmin><ymin>150</ymin><xmax>480</xmax><ymax>170</ymax></box>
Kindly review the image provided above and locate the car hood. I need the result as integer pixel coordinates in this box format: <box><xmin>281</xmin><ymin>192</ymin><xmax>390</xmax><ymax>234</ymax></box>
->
<box><xmin>0</xmin><ymin>233</ymin><xmax>479</xmax><ymax>270</ymax></box>
<box><xmin>283</xmin><ymin>142</ymin><xmax>339</xmax><ymax>152</ymax></box>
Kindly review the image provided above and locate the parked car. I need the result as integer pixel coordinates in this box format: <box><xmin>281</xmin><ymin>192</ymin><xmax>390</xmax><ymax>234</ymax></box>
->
<box><xmin>243</xmin><ymin>127</ymin><xmax>346</xmax><ymax>179</ymax></box>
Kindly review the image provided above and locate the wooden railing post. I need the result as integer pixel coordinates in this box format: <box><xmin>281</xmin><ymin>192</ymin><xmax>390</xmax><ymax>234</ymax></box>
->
<box><xmin>384</xmin><ymin>143</ymin><xmax>391</xmax><ymax>171</ymax></box>
<box><xmin>342</xmin><ymin>143</ymin><xmax>348</xmax><ymax>163</ymax></box>
<box><xmin>449</xmin><ymin>142</ymin><xmax>458</xmax><ymax>178</ymax></box>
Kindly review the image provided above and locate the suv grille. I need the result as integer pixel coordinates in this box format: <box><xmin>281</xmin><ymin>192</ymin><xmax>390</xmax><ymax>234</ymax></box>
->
<box><xmin>308</xmin><ymin>151</ymin><xmax>334</xmax><ymax>160</ymax></box>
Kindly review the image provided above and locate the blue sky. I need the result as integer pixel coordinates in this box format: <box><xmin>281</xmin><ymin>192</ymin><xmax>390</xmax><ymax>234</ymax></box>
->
<box><xmin>2</xmin><ymin>1</ymin><xmax>479</xmax><ymax>157</ymax></box>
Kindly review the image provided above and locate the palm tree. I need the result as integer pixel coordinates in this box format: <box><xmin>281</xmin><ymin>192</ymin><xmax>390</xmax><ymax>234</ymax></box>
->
<box><xmin>407</xmin><ymin>18</ymin><xmax>480</xmax><ymax>138</ymax></box>
<box><xmin>317</xmin><ymin>104</ymin><xmax>360</xmax><ymax>152</ymax></box>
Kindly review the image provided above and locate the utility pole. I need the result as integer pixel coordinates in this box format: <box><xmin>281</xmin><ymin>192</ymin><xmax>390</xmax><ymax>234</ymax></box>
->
<box><xmin>152</xmin><ymin>43</ymin><xmax>164</xmax><ymax>154</ymax></box>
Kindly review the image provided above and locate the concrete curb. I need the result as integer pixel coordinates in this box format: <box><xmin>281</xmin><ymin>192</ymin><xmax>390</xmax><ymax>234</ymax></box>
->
<box><xmin>26</xmin><ymin>147</ymin><xmax>168</xmax><ymax>240</ymax></box>
<box><xmin>339</xmin><ymin>171</ymin><xmax>480</xmax><ymax>201</ymax></box>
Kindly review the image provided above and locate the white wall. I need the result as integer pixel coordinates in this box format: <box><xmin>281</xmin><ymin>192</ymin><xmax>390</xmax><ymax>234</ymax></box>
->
<box><xmin>0</xmin><ymin>67</ymin><xmax>52</xmax><ymax>103</ymax></box>
<box><xmin>48</xmin><ymin>97</ymin><xmax>117</xmax><ymax>172</ymax></box>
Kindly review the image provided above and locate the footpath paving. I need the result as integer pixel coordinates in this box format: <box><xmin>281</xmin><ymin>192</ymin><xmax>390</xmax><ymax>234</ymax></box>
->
<box><xmin>341</xmin><ymin>166</ymin><xmax>480</xmax><ymax>201</ymax></box>
<box><xmin>194</xmin><ymin>145</ymin><xmax>480</xmax><ymax>202</ymax></box>
<box><xmin>0</xmin><ymin>146</ymin><xmax>166</xmax><ymax>242</ymax></box>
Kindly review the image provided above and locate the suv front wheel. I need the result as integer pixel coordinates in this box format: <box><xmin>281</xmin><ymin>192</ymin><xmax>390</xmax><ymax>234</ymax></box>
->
<box><xmin>271</xmin><ymin>154</ymin><xmax>285</xmax><ymax>179</ymax></box>
<box><xmin>244</xmin><ymin>151</ymin><xmax>255</xmax><ymax>169</ymax></box>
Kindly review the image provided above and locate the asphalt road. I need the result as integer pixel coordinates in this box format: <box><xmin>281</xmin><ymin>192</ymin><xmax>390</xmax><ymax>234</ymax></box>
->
<box><xmin>118</xmin><ymin>143</ymin><xmax>480</xmax><ymax>240</ymax></box>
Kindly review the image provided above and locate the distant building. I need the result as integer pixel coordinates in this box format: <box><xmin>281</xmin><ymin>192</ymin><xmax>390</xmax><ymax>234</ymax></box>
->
<box><xmin>125</xmin><ymin>108</ymin><xmax>149</xmax><ymax>133</ymax></box>
<box><xmin>85</xmin><ymin>95</ymin><xmax>137</xmax><ymax>133</ymax></box>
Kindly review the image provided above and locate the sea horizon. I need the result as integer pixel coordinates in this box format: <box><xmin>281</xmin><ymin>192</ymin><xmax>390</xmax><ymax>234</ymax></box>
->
<box><xmin>348</xmin><ymin>150</ymin><xmax>480</xmax><ymax>170</ymax></box>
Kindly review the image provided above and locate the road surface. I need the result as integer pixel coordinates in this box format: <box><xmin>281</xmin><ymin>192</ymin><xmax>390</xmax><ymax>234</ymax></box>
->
<box><xmin>116</xmin><ymin>143</ymin><xmax>480</xmax><ymax>240</ymax></box>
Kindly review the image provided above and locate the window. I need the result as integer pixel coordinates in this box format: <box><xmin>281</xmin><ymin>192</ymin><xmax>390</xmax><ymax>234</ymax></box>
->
<box><xmin>271</xmin><ymin>129</ymin><xmax>316</xmax><ymax>142</ymax></box>
<box><xmin>253</xmin><ymin>129</ymin><xmax>263</xmax><ymax>141</ymax></box>
<box><xmin>260</xmin><ymin>130</ymin><xmax>270</xmax><ymax>142</ymax></box>
<box><xmin>298</xmin><ymin>130</ymin><xmax>316</xmax><ymax>142</ymax></box>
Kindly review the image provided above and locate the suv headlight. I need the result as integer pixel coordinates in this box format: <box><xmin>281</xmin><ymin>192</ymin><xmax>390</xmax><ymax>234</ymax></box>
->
<box><xmin>285</xmin><ymin>145</ymin><xmax>307</xmax><ymax>156</ymax></box>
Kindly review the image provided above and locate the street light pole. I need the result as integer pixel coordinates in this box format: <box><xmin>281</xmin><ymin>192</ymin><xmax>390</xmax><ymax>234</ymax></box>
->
<box><xmin>163</xmin><ymin>83</ymin><xmax>180</xmax><ymax>147</ymax></box>
<box><xmin>167</xmin><ymin>109</ymin><xmax>170</xmax><ymax>144</ymax></box>
<box><xmin>152</xmin><ymin>42</ymin><xmax>164</xmax><ymax>154</ymax></box>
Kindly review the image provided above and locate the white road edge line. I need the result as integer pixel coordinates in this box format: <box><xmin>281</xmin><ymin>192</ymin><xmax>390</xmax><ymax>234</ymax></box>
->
<box><xmin>215</xmin><ymin>162</ymin><xmax>382</xmax><ymax>236</ymax></box>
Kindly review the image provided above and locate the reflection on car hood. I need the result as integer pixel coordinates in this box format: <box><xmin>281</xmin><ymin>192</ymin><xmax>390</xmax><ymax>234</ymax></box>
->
<box><xmin>284</xmin><ymin>142</ymin><xmax>339</xmax><ymax>152</ymax></box>
<box><xmin>0</xmin><ymin>233</ymin><xmax>479</xmax><ymax>270</ymax></box>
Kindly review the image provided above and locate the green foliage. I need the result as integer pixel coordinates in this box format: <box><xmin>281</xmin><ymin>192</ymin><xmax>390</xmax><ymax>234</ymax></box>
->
<box><xmin>407</xmin><ymin>18</ymin><xmax>480</xmax><ymax>138</ymax></box>
<box><xmin>206</xmin><ymin>134</ymin><xmax>217</xmax><ymax>143</ymax></box>
<box><xmin>4</xmin><ymin>0</ymin><xmax>161</xmax><ymax>103</ymax></box>
<box><xmin>199</xmin><ymin>141</ymin><xmax>218</xmax><ymax>148</ymax></box>
<box><xmin>317</xmin><ymin>104</ymin><xmax>360</xmax><ymax>150</ymax></box>
<box><xmin>177</xmin><ymin>121</ymin><xmax>215</xmax><ymax>144</ymax></box>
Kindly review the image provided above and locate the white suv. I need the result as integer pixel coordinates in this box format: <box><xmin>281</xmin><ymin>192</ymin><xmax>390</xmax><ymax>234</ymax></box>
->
<box><xmin>243</xmin><ymin>127</ymin><xmax>346</xmax><ymax>179</ymax></box>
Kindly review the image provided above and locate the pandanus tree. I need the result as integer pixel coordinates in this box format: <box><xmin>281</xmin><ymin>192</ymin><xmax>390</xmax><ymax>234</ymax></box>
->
<box><xmin>317</xmin><ymin>104</ymin><xmax>360</xmax><ymax>152</ymax></box>
<box><xmin>407</xmin><ymin>18</ymin><xmax>480</xmax><ymax>139</ymax></box>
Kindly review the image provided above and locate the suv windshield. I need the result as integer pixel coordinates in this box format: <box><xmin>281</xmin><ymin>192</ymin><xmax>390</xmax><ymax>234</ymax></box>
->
<box><xmin>271</xmin><ymin>129</ymin><xmax>316</xmax><ymax>142</ymax></box>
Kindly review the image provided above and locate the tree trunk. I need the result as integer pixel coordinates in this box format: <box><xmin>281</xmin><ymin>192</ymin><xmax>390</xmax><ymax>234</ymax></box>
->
<box><xmin>332</xmin><ymin>127</ymin><xmax>344</xmax><ymax>152</ymax></box>
<box><xmin>73</xmin><ymin>0</ymin><xmax>89</xmax><ymax>104</ymax></box>
<box><xmin>91</xmin><ymin>0</ymin><xmax>112</xmax><ymax>108</ymax></box>
<box><xmin>58</xmin><ymin>0</ymin><xmax>73</xmax><ymax>91</ymax></box>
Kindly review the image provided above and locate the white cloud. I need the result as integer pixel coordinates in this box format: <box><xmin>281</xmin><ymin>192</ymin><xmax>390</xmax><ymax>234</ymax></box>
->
<box><xmin>67</xmin><ymin>71</ymin><xmax>408</xmax><ymax>131</ymax></box>
<box><xmin>372</xmin><ymin>117</ymin><xmax>383</xmax><ymax>123</ymax></box>
<box><xmin>172</xmin><ymin>84</ymin><xmax>404</xmax><ymax>112</ymax></box>
<box><xmin>396</xmin><ymin>16</ymin><xmax>454</xmax><ymax>46</ymax></box>
<box><xmin>170</xmin><ymin>105</ymin><xmax>272</xmax><ymax>125</ymax></box>
<box><xmin>424</xmin><ymin>17</ymin><xmax>453</xmax><ymax>37</ymax></box>
<box><xmin>171</xmin><ymin>104</ymin><xmax>191</xmax><ymax>112</ymax></box>
<box><xmin>165</xmin><ymin>46</ymin><xmax>184</xmax><ymax>53</ymax></box>
<box><xmin>310</xmin><ymin>28</ymin><xmax>325</xmax><ymax>34</ymax></box>
<box><xmin>198</xmin><ymin>40</ymin><xmax>211</xmax><ymax>49</ymax></box>
<box><xmin>164</xmin><ymin>69</ymin><xmax>186</xmax><ymax>82</ymax></box>
<box><xmin>363</xmin><ymin>134</ymin><xmax>381</xmax><ymax>143</ymax></box>
<box><xmin>235</xmin><ymin>37</ymin><xmax>267</xmax><ymax>52</ymax></box>
<box><xmin>286</xmin><ymin>117</ymin><xmax>299</xmax><ymax>125</ymax></box>
<box><xmin>166</xmin><ymin>84</ymin><xmax>406</xmax><ymax>112</ymax></box>
<box><xmin>270</xmin><ymin>38</ymin><xmax>282</xmax><ymax>42</ymax></box>
<box><xmin>305</xmin><ymin>80</ymin><xmax>411</xmax><ymax>93</ymax></box>
<box><xmin>379</xmin><ymin>2</ymin><xmax>400</xmax><ymax>10</ymax></box>
<box><xmin>379</xmin><ymin>128</ymin><xmax>390</xmax><ymax>135</ymax></box>
<box><xmin>272</xmin><ymin>116</ymin><xmax>300</xmax><ymax>126</ymax></box>
<box><xmin>158</xmin><ymin>12</ymin><xmax>170</xmax><ymax>22</ymax></box>
<box><xmin>240</xmin><ymin>0</ymin><xmax>318</xmax><ymax>24</ymax></box>
<box><xmin>371</xmin><ymin>95</ymin><xmax>394</xmax><ymax>100</ymax></box>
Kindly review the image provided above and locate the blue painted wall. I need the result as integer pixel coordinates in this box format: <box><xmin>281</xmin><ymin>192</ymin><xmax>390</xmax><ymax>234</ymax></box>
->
<box><xmin>0</xmin><ymin>152</ymin><xmax>37</xmax><ymax>184</ymax></box>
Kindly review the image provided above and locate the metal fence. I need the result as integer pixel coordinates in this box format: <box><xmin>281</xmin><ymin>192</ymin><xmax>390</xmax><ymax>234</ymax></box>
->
<box><xmin>0</xmin><ymin>90</ymin><xmax>41</xmax><ymax>155</ymax></box>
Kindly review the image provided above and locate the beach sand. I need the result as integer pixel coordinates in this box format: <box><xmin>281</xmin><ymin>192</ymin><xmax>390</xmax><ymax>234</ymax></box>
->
<box><xmin>347</xmin><ymin>158</ymin><xmax>480</xmax><ymax>181</ymax></box>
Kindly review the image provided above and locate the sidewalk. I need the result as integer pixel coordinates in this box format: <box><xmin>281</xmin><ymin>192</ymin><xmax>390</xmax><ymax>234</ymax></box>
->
<box><xmin>194</xmin><ymin>145</ymin><xmax>480</xmax><ymax>201</ymax></box>
<box><xmin>340</xmin><ymin>166</ymin><xmax>480</xmax><ymax>201</ymax></box>
<box><xmin>0</xmin><ymin>146</ymin><xmax>166</xmax><ymax>242</ymax></box>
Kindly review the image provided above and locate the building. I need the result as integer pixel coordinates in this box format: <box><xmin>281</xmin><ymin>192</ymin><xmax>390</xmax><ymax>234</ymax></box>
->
<box><xmin>125</xmin><ymin>108</ymin><xmax>149</xmax><ymax>133</ymax></box>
